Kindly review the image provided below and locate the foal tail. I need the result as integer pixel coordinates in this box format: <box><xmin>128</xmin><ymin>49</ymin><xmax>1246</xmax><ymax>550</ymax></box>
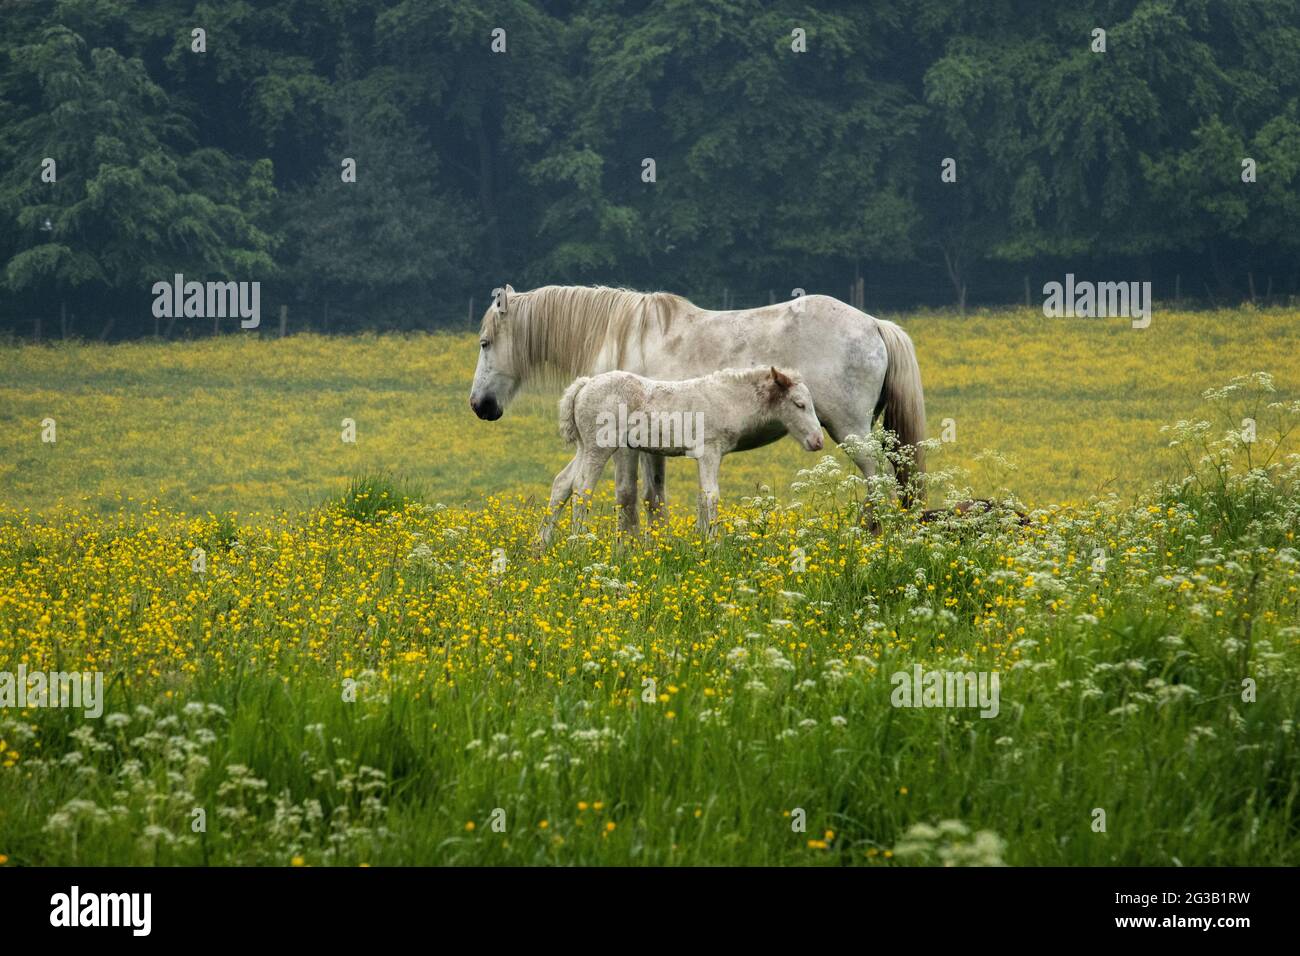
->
<box><xmin>875</xmin><ymin>319</ymin><xmax>927</xmax><ymax>508</ymax></box>
<box><xmin>558</xmin><ymin>377</ymin><xmax>592</xmax><ymax>445</ymax></box>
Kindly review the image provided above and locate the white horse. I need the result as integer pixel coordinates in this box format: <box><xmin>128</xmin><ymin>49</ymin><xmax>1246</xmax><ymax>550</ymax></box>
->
<box><xmin>540</xmin><ymin>366</ymin><xmax>823</xmax><ymax>544</ymax></box>
<box><xmin>469</xmin><ymin>285</ymin><xmax>926</xmax><ymax>528</ymax></box>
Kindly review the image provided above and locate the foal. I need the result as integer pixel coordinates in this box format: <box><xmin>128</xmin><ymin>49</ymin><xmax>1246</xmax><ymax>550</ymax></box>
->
<box><xmin>539</xmin><ymin>366</ymin><xmax>824</xmax><ymax>544</ymax></box>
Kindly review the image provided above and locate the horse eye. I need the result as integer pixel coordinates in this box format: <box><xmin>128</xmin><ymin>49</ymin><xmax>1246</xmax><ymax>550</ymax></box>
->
<box><xmin>794</xmin><ymin>400</ymin><xmax>805</xmax><ymax>409</ymax></box>
<box><xmin>480</xmin><ymin>340</ymin><xmax>490</xmax><ymax>349</ymax></box>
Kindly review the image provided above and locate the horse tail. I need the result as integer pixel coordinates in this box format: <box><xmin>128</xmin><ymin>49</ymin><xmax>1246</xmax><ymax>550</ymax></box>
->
<box><xmin>558</xmin><ymin>377</ymin><xmax>592</xmax><ymax>445</ymax></box>
<box><xmin>875</xmin><ymin>318</ymin><xmax>927</xmax><ymax>508</ymax></box>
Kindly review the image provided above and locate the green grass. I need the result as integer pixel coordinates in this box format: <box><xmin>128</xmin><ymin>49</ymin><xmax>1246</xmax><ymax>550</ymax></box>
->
<box><xmin>6</xmin><ymin>640</ymin><xmax>1295</xmax><ymax>867</ymax></box>
<box><xmin>3</xmin><ymin>308</ymin><xmax>1299</xmax><ymax>514</ymax></box>
<box><xmin>334</xmin><ymin>471</ymin><xmax>426</xmax><ymax>523</ymax></box>
<box><xmin>1</xmin><ymin>322</ymin><xmax>1298</xmax><ymax>866</ymax></box>
<box><xmin>1</xmin><ymin>375</ymin><xmax>1298</xmax><ymax>865</ymax></box>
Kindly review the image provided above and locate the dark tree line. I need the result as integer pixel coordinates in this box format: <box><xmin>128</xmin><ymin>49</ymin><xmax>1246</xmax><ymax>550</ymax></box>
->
<box><xmin>2</xmin><ymin>0</ymin><xmax>1298</xmax><ymax>339</ymax></box>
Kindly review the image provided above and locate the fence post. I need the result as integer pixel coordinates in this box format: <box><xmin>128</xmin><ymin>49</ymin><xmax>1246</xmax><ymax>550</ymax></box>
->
<box><xmin>279</xmin><ymin>304</ymin><xmax>288</xmax><ymax>337</ymax></box>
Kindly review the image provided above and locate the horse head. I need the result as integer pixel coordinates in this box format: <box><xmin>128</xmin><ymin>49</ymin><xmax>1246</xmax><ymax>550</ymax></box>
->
<box><xmin>469</xmin><ymin>284</ymin><xmax>520</xmax><ymax>420</ymax></box>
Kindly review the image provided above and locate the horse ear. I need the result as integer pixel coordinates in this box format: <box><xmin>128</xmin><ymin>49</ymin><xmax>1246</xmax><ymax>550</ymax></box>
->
<box><xmin>493</xmin><ymin>286</ymin><xmax>509</xmax><ymax>315</ymax></box>
<box><xmin>772</xmin><ymin>367</ymin><xmax>794</xmax><ymax>390</ymax></box>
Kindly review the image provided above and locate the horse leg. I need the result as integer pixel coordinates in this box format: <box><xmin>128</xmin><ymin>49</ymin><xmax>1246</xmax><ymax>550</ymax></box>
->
<box><xmin>694</xmin><ymin>449</ymin><xmax>721</xmax><ymax>537</ymax></box>
<box><xmin>614</xmin><ymin>447</ymin><xmax>640</xmax><ymax>535</ymax></box>
<box><xmin>641</xmin><ymin>452</ymin><xmax>667</xmax><ymax>529</ymax></box>
<box><xmin>826</xmin><ymin>423</ymin><xmax>883</xmax><ymax>533</ymax></box>
<box><xmin>538</xmin><ymin>455</ymin><xmax>580</xmax><ymax>547</ymax></box>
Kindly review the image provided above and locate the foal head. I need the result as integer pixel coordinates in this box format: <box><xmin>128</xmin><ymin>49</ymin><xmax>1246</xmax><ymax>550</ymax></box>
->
<box><xmin>763</xmin><ymin>367</ymin><xmax>823</xmax><ymax>452</ymax></box>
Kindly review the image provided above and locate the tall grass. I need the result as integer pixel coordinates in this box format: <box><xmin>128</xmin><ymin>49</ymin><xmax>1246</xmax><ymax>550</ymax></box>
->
<box><xmin>1</xmin><ymin>376</ymin><xmax>1296</xmax><ymax>865</ymax></box>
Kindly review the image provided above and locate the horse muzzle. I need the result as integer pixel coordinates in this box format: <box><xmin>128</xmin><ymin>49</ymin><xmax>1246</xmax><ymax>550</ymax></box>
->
<box><xmin>470</xmin><ymin>396</ymin><xmax>503</xmax><ymax>421</ymax></box>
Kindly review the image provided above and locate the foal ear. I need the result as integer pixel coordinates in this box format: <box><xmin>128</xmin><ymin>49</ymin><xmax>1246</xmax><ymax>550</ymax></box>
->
<box><xmin>771</xmin><ymin>367</ymin><xmax>794</xmax><ymax>390</ymax></box>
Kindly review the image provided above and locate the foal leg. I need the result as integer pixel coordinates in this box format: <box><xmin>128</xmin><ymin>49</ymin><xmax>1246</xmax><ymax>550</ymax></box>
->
<box><xmin>571</xmin><ymin>447</ymin><xmax>615</xmax><ymax>535</ymax></box>
<box><xmin>614</xmin><ymin>447</ymin><xmax>640</xmax><ymax>535</ymax></box>
<box><xmin>538</xmin><ymin>454</ymin><xmax>580</xmax><ymax>547</ymax></box>
<box><xmin>694</xmin><ymin>448</ymin><xmax>722</xmax><ymax>538</ymax></box>
<box><xmin>641</xmin><ymin>452</ymin><xmax>667</xmax><ymax>530</ymax></box>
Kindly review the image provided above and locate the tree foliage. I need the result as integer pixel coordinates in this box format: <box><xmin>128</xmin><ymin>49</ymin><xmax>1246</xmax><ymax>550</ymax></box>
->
<box><xmin>1</xmin><ymin>0</ymin><xmax>1297</xmax><ymax>335</ymax></box>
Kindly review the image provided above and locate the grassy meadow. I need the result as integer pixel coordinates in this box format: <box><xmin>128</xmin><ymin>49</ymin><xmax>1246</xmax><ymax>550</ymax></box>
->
<box><xmin>4</xmin><ymin>307</ymin><xmax>1300</xmax><ymax>513</ymax></box>
<box><xmin>0</xmin><ymin>308</ymin><xmax>1298</xmax><ymax>866</ymax></box>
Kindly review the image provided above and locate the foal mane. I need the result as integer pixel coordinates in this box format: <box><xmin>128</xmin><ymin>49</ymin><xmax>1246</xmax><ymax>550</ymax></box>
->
<box><xmin>709</xmin><ymin>366</ymin><xmax>802</xmax><ymax>386</ymax></box>
<box><xmin>482</xmin><ymin>285</ymin><xmax>691</xmax><ymax>388</ymax></box>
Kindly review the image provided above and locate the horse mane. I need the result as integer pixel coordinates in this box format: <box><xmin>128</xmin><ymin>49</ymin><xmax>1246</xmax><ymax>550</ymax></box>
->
<box><xmin>481</xmin><ymin>285</ymin><xmax>692</xmax><ymax>388</ymax></box>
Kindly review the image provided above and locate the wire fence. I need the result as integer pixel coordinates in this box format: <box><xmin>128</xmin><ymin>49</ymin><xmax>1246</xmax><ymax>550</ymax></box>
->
<box><xmin>6</xmin><ymin>267</ymin><xmax>1299</xmax><ymax>343</ymax></box>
